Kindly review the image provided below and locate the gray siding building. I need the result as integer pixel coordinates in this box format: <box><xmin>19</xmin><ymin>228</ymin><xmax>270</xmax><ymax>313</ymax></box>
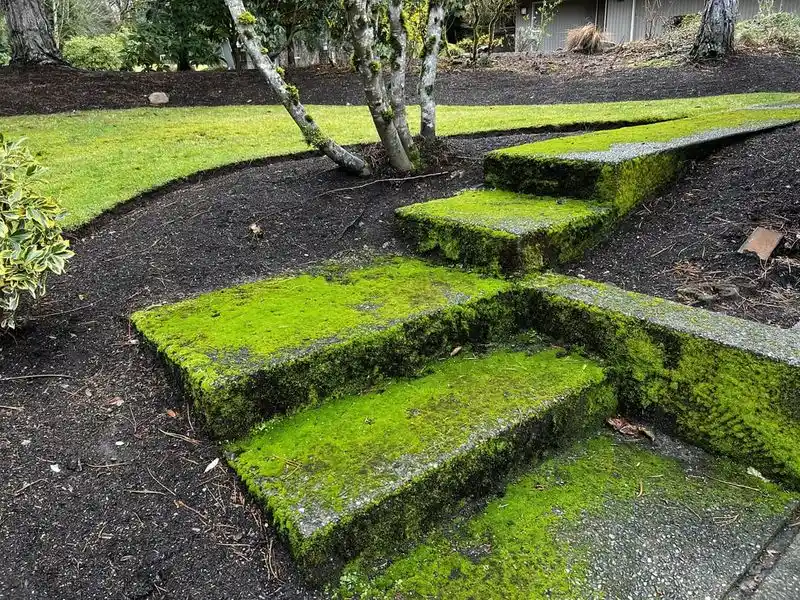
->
<box><xmin>515</xmin><ymin>0</ymin><xmax>800</xmax><ymax>52</ymax></box>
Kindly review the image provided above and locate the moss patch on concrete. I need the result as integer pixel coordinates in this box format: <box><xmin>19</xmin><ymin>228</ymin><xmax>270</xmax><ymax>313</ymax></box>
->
<box><xmin>396</xmin><ymin>189</ymin><xmax>611</xmax><ymax>273</ymax></box>
<box><xmin>484</xmin><ymin>108</ymin><xmax>800</xmax><ymax>215</ymax></box>
<box><xmin>229</xmin><ymin>348</ymin><xmax>615</xmax><ymax>579</ymax></box>
<box><xmin>336</xmin><ymin>433</ymin><xmax>796</xmax><ymax>599</ymax></box>
<box><xmin>523</xmin><ymin>274</ymin><xmax>800</xmax><ymax>488</ymax></box>
<box><xmin>131</xmin><ymin>258</ymin><xmax>528</xmax><ymax>438</ymax></box>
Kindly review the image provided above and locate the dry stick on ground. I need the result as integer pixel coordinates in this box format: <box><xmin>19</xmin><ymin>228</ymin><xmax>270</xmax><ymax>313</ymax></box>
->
<box><xmin>317</xmin><ymin>171</ymin><xmax>450</xmax><ymax>198</ymax></box>
<box><xmin>10</xmin><ymin>479</ymin><xmax>46</xmax><ymax>496</ymax></box>
<box><xmin>1</xmin><ymin>373</ymin><xmax>73</xmax><ymax>382</ymax></box>
<box><xmin>30</xmin><ymin>302</ymin><xmax>97</xmax><ymax>320</ymax></box>
<box><xmin>0</xmin><ymin>405</ymin><xmax>23</xmax><ymax>411</ymax></box>
<box><xmin>158</xmin><ymin>428</ymin><xmax>200</xmax><ymax>445</ymax></box>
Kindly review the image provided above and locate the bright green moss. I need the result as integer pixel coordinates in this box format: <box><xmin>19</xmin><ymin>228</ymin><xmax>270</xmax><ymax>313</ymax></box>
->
<box><xmin>492</xmin><ymin>108</ymin><xmax>800</xmax><ymax>157</ymax></box>
<box><xmin>337</xmin><ymin>433</ymin><xmax>796</xmax><ymax>599</ymax></box>
<box><xmin>396</xmin><ymin>189</ymin><xmax>612</xmax><ymax>273</ymax></box>
<box><xmin>228</xmin><ymin>349</ymin><xmax>614</xmax><ymax>577</ymax></box>
<box><xmin>522</xmin><ymin>275</ymin><xmax>800</xmax><ymax>487</ymax></box>
<box><xmin>132</xmin><ymin>258</ymin><xmax>525</xmax><ymax>437</ymax></box>
<box><xmin>484</xmin><ymin>109</ymin><xmax>800</xmax><ymax>214</ymax></box>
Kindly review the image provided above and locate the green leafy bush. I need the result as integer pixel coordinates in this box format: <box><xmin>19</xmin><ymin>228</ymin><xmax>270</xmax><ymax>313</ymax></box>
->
<box><xmin>1</xmin><ymin>136</ymin><xmax>74</xmax><ymax>329</ymax></box>
<box><xmin>738</xmin><ymin>12</ymin><xmax>800</xmax><ymax>54</ymax></box>
<box><xmin>63</xmin><ymin>33</ymin><xmax>127</xmax><ymax>70</ymax></box>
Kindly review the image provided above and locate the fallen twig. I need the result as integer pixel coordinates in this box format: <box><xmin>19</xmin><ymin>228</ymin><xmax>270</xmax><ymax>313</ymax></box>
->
<box><xmin>125</xmin><ymin>488</ymin><xmax>167</xmax><ymax>496</ymax></box>
<box><xmin>85</xmin><ymin>462</ymin><xmax>131</xmax><ymax>469</ymax></box>
<box><xmin>1</xmin><ymin>373</ymin><xmax>74</xmax><ymax>382</ymax></box>
<box><xmin>11</xmin><ymin>479</ymin><xmax>45</xmax><ymax>497</ymax></box>
<box><xmin>0</xmin><ymin>405</ymin><xmax>23</xmax><ymax>411</ymax></box>
<box><xmin>30</xmin><ymin>302</ymin><xmax>97</xmax><ymax>321</ymax></box>
<box><xmin>147</xmin><ymin>467</ymin><xmax>176</xmax><ymax>497</ymax></box>
<box><xmin>335</xmin><ymin>207</ymin><xmax>367</xmax><ymax>242</ymax></box>
<box><xmin>316</xmin><ymin>171</ymin><xmax>449</xmax><ymax>198</ymax></box>
<box><xmin>158</xmin><ymin>429</ymin><xmax>200</xmax><ymax>445</ymax></box>
<box><xmin>706</xmin><ymin>476</ymin><xmax>762</xmax><ymax>493</ymax></box>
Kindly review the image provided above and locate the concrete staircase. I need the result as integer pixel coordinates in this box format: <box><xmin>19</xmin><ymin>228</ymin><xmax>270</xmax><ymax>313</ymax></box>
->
<box><xmin>133</xmin><ymin>105</ymin><xmax>800</xmax><ymax>598</ymax></box>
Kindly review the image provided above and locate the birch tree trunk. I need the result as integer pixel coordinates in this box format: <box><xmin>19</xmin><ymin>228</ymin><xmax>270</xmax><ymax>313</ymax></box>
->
<box><xmin>2</xmin><ymin>0</ymin><xmax>63</xmax><ymax>65</ymax></box>
<box><xmin>344</xmin><ymin>0</ymin><xmax>414</xmax><ymax>172</ymax></box>
<box><xmin>387</xmin><ymin>0</ymin><xmax>415</xmax><ymax>155</ymax></box>
<box><xmin>419</xmin><ymin>0</ymin><xmax>444</xmax><ymax>140</ymax></box>
<box><xmin>223</xmin><ymin>0</ymin><xmax>369</xmax><ymax>175</ymax></box>
<box><xmin>691</xmin><ymin>0</ymin><xmax>737</xmax><ymax>59</ymax></box>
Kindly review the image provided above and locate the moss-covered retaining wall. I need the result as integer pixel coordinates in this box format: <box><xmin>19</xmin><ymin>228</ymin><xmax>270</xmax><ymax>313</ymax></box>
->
<box><xmin>523</xmin><ymin>274</ymin><xmax>800</xmax><ymax>487</ymax></box>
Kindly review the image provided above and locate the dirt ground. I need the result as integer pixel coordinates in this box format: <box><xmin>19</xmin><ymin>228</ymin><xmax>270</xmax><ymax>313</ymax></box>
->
<box><xmin>1</xmin><ymin>58</ymin><xmax>799</xmax><ymax>600</ymax></box>
<box><xmin>572</xmin><ymin>122</ymin><xmax>800</xmax><ymax>328</ymax></box>
<box><xmin>1</xmin><ymin>53</ymin><xmax>799</xmax><ymax>115</ymax></box>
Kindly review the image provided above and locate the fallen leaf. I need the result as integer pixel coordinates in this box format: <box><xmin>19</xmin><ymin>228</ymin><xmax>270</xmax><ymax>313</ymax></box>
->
<box><xmin>450</xmin><ymin>346</ymin><xmax>463</xmax><ymax>357</ymax></box>
<box><xmin>166</xmin><ymin>409</ymin><xmax>178</xmax><ymax>418</ymax></box>
<box><xmin>747</xmin><ymin>466</ymin><xmax>770</xmax><ymax>483</ymax></box>
<box><xmin>606</xmin><ymin>416</ymin><xmax>656</xmax><ymax>442</ymax></box>
<box><xmin>50</xmin><ymin>464</ymin><xmax>61</xmax><ymax>473</ymax></box>
<box><xmin>204</xmin><ymin>458</ymin><xmax>220</xmax><ymax>474</ymax></box>
<box><xmin>106</xmin><ymin>397</ymin><xmax>124</xmax><ymax>407</ymax></box>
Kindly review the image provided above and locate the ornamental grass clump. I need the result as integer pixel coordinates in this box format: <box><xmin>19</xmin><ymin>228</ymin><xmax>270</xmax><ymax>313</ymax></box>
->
<box><xmin>0</xmin><ymin>136</ymin><xmax>74</xmax><ymax>329</ymax></box>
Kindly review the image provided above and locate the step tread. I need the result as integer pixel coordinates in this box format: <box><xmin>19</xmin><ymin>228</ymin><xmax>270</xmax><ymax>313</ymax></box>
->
<box><xmin>397</xmin><ymin>189</ymin><xmax>610</xmax><ymax>236</ymax></box>
<box><xmin>339</xmin><ymin>431</ymin><xmax>799</xmax><ymax>599</ymax></box>
<box><xmin>489</xmin><ymin>108</ymin><xmax>800</xmax><ymax>161</ymax></box>
<box><xmin>396</xmin><ymin>190</ymin><xmax>611</xmax><ymax>272</ymax></box>
<box><xmin>228</xmin><ymin>348</ymin><xmax>613</xmax><ymax>569</ymax></box>
<box><xmin>132</xmin><ymin>258</ymin><xmax>518</xmax><ymax>437</ymax></box>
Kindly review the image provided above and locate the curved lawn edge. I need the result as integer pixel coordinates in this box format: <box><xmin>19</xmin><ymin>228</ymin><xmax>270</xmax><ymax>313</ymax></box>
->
<box><xmin>0</xmin><ymin>93</ymin><xmax>797</xmax><ymax>229</ymax></box>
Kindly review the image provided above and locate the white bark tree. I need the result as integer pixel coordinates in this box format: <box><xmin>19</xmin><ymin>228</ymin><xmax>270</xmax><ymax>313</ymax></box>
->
<box><xmin>2</xmin><ymin>0</ymin><xmax>63</xmax><ymax>65</ymax></box>
<box><xmin>419</xmin><ymin>0</ymin><xmax>444</xmax><ymax>140</ymax></box>
<box><xmin>344</xmin><ymin>0</ymin><xmax>414</xmax><ymax>171</ymax></box>
<box><xmin>691</xmin><ymin>0</ymin><xmax>737</xmax><ymax>59</ymax></box>
<box><xmin>224</xmin><ymin>0</ymin><xmax>448</xmax><ymax>174</ymax></box>
<box><xmin>223</xmin><ymin>0</ymin><xmax>369</xmax><ymax>175</ymax></box>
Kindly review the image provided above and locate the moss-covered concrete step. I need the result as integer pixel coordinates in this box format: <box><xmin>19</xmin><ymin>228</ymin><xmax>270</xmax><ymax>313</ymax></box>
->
<box><xmin>337</xmin><ymin>431</ymin><xmax>799</xmax><ymax>599</ymax></box>
<box><xmin>396</xmin><ymin>189</ymin><xmax>612</xmax><ymax>273</ymax></box>
<box><xmin>522</xmin><ymin>274</ymin><xmax>800</xmax><ymax>488</ymax></box>
<box><xmin>131</xmin><ymin>258</ymin><xmax>532</xmax><ymax>439</ymax></box>
<box><xmin>484</xmin><ymin>108</ymin><xmax>800</xmax><ymax>215</ymax></box>
<box><xmin>227</xmin><ymin>348</ymin><xmax>616</xmax><ymax>581</ymax></box>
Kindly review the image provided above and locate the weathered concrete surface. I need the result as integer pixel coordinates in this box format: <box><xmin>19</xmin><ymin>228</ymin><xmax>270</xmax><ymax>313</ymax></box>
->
<box><xmin>751</xmin><ymin>535</ymin><xmax>800</xmax><ymax>600</ymax></box>
<box><xmin>336</xmin><ymin>431</ymin><xmax>799</xmax><ymax>599</ymax></box>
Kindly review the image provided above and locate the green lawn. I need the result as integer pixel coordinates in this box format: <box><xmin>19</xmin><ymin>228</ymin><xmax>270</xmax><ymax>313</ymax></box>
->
<box><xmin>1</xmin><ymin>92</ymin><xmax>797</xmax><ymax>229</ymax></box>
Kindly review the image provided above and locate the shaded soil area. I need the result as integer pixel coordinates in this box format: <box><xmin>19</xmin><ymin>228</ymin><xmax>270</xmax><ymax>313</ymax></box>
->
<box><xmin>1</xmin><ymin>53</ymin><xmax>799</xmax><ymax>116</ymax></box>
<box><xmin>571</xmin><ymin>123</ymin><xmax>800</xmax><ymax>328</ymax></box>
<box><xmin>0</xmin><ymin>132</ymin><xmax>540</xmax><ymax>600</ymax></box>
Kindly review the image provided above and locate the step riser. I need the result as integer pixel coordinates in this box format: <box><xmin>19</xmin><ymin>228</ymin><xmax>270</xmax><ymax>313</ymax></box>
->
<box><xmin>396</xmin><ymin>204</ymin><xmax>612</xmax><ymax>274</ymax></box>
<box><xmin>523</xmin><ymin>275</ymin><xmax>800</xmax><ymax>488</ymax></box>
<box><xmin>238</xmin><ymin>377</ymin><xmax>617</xmax><ymax>584</ymax></box>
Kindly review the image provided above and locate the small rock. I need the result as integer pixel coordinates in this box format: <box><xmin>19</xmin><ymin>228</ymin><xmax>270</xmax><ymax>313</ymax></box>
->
<box><xmin>148</xmin><ymin>91</ymin><xmax>170</xmax><ymax>106</ymax></box>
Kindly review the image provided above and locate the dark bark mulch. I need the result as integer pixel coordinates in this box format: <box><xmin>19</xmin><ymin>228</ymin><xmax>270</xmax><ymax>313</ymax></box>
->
<box><xmin>0</xmin><ymin>132</ymin><xmax>540</xmax><ymax>600</ymax></box>
<box><xmin>1</xmin><ymin>53</ymin><xmax>799</xmax><ymax>116</ymax></box>
<box><xmin>571</xmin><ymin>123</ymin><xmax>800</xmax><ymax>329</ymax></box>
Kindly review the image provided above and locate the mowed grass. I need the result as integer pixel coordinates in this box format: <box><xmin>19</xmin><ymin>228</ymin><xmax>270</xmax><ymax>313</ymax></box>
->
<box><xmin>1</xmin><ymin>92</ymin><xmax>797</xmax><ymax>228</ymax></box>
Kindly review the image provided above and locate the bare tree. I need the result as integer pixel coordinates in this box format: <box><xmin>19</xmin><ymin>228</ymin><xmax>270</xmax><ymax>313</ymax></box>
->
<box><xmin>344</xmin><ymin>0</ymin><xmax>414</xmax><ymax>171</ymax></box>
<box><xmin>224</xmin><ymin>0</ymin><xmax>447</xmax><ymax>174</ymax></box>
<box><xmin>419</xmin><ymin>0</ymin><xmax>444</xmax><ymax>139</ymax></box>
<box><xmin>691</xmin><ymin>0</ymin><xmax>736</xmax><ymax>59</ymax></box>
<box><xmin>2</xmin><ymin>0</ymin><xmax>63</xmax><ymax>65</ymax></box>
<box><xmin>224</xmin><ymin>0</ymin><xmax>369</xmax><ymax>174</ymax></box>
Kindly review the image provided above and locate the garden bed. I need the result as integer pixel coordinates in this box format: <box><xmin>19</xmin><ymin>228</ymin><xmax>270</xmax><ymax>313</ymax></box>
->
<box><xmin>0</xmin><ymin>53</ymin><xmax>798</xmax><ymax>116</ymax></box>
<box><xmin>1</xmin><ymin>124</ymin><xmax>798</xmax><ymax>598</ymax></box>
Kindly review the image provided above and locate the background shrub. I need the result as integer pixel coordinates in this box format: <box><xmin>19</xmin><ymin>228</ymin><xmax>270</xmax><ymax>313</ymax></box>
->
<box><xmin>737</xmin><ymin>12</ymin><xmax>800</xmax><ymax>54</ymax></box>
<box><xmin>62</xmin><ymin>33</ymin><xmax>127</xmax><ymax>70</ymax></box>
<box><xmin>0</xmin><ymin>136</ymin><xmax>74</xmax><ymax>329</ymax></box>
<box><xmin>566</xmin><ymin>24</ymin><xmax>609</xmax><ymax>53</ymax></box>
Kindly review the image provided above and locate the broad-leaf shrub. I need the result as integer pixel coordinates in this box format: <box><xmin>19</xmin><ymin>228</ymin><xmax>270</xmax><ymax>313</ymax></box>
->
<box><xmin>63</xmin><ymin>33</ymin><xmax>127</xmax><ymax>70</ymax></box>
<box><xmin>1</xmin><ymin>136</ymin><xmax>74</xmax><ymax>329</ymax></box>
